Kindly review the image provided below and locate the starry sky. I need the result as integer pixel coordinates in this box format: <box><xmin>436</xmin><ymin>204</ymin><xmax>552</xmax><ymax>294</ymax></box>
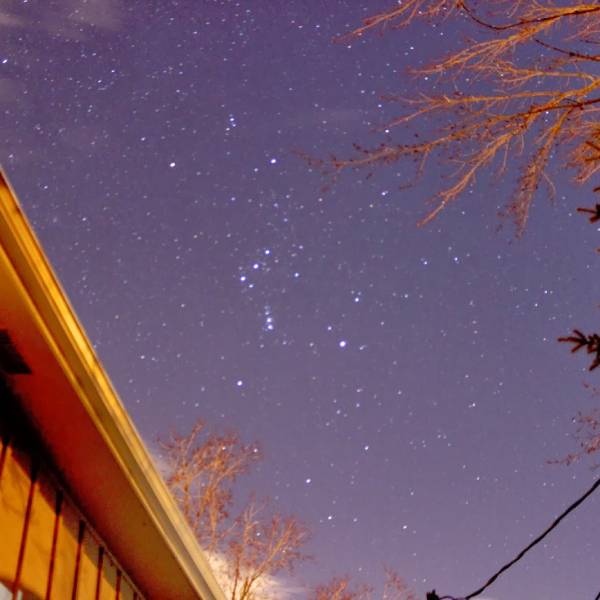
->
<box><xmin>2</xmin><ymin>2</ymin><xmax>600</xmax><ymax>598</ymax></box>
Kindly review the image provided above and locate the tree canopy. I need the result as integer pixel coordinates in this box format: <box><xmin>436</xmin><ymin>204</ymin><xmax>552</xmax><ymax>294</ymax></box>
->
<box><xmin>320</xmin><ymin>1</ymin><xmax>600</xmax><ymax>235</ymax></box>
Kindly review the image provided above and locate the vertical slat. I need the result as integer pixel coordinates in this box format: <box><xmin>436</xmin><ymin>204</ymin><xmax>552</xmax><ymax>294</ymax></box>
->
<box><xmin>19</xmin><ymin>471</ymin><xmax>57</xmax><ymax>597</ymax></box>
<box><xmin>0</xmin><ymin>443</ymin><xmax>30</xmax><ymax>587</ymax></box>
<box><xmin>75</xmin><ymin>525</ymin><xmax>100</xmax><ymax>599</ymax></box>
<box><xmin>11</xmin><ymin>460</ymin><xmax>38</xmax><ymax>595</ymax></box>
<box><xmin>71</xmin><ymin>521</ymin><xmax>85</xmax><ymax>600</ymax></box>
<box><xmin>0</xmin><ymin>376</ymin><xmax>13</xmax><ymax>483</ymax></box>
<box><xmin>119</xmin><ymin>577</ymin><xmax>135</xmax><ymax>600</ymax></box>
<box><xmin>50</xmin><ymin>499</ymin><xmax>80</xmax><ymax>600</ymax></box>
<box><xmin>115</xmin><ymin>570</ymin><xmax>121</xmax><ymax>600</ymax></box>
<box><xmin>95</xmin><ymin>547</ymin><xmax>104</xmax><ymax>600</ymax></box>
<box><xmin>98</xmin><ymin>553</ymin><xmax>118</xmax><ymax>600</ymax></box>
<box><xmin>0</xmin><ymin>432</ymin><xmax>9</xmax><ymax>482</ymax></box>
<box><xmin>45</xmin><ymin>491</ymin><xmax>63</xmax><ymax>599</ymax></box>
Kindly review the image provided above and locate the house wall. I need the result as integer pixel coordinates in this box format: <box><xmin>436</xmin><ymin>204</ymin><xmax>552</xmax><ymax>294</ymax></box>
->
<box><xmin>0</xmin><ymin>376</ymin><xmax>143</xmax><ymax>600</ymax></box>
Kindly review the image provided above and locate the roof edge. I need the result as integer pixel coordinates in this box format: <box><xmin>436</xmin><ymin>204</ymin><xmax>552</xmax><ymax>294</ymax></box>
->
<box><xmin>0</xmin><ymin>168</ymin><xmax>226</xmax><ymax>600</ymax></box>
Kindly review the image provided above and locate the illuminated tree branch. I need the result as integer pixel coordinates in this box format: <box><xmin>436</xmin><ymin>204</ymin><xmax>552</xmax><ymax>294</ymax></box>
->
<box><xmin>319</xmin><ymin>1</ymin><xmax>600</xmax><ymax>234</ymax></box>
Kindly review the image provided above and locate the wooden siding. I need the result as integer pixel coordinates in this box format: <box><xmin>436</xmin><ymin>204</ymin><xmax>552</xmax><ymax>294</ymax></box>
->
<box><xmin>0</xmin><ymin>379</ymin><xmax>142</xmax><ymax>600</ymax></box>
<box><xmin>0</xmin><ymin>170</ymin><xmax>226</xmax><ymax>600</ymax></box>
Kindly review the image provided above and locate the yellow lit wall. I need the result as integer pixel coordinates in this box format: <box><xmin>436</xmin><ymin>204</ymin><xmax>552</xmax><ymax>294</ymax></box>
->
<box><xmin>0</xmin><ymin>169</ymin><xmax>226</xmax><ymax>600</ymax></box>
<box><xmin>0</xmin><ymin>378</ymin><xmax>143</xmax><ymax>599</ymax></box>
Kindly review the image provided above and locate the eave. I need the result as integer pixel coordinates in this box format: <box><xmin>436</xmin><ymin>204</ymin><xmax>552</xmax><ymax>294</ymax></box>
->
<box><xmin>0</xmin><ymin>169</ymin><xmax>225</xmax><ymax>600</ymax></box>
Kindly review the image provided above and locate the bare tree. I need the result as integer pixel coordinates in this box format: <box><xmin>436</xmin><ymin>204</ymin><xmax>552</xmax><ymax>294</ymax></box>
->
<box><xmin>311</xmin><ymin>567</ymin><xmax>417</xmax><ymax>600</ymax></box>
<box><xmin>159</xmin><ymin>420</ymin><xmax>310</xmax><ymax>599</ymax></box>
<box><xmin>227</xmin><ymin>498</ymin><xmax>311</xmax><ymax>600</ymax></box>
<box><xmin>315</xmin><ymin>1</ymin><xmax>600</xmax><ymax>235</ymax></box>
<box><xmin>311</xmin><ymin>576</ymin><xmax>373</xmax><ymax>600</ymax></box>
<box><xmin>382</xmin><ymin>567</ymin><xmax>419</xmax><ymax>600</ymax></box>
<box><xmin>550</xmin><ymin>384</ymin><xmax>600</xmax><ymax>465</ymax></box>
<box><xmin>159</xmin><ymin>420</ymin><xmax>261</xmax><ymax>551</ymax></box>
<box><xmin>313</xmin><ymin>1</ymin><xmax>600</xmax><ymax>371</ymax></box>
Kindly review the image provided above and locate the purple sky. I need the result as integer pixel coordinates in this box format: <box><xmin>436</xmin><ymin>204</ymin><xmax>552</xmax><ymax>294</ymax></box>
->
<box><xmin>2</xmin><ymin>2</ymin><xmax>600</xmax><ymax>598</ymax></box>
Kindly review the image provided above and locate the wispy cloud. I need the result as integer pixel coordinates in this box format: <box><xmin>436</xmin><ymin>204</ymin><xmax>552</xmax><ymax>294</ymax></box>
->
<box><xmin>0</xmin><ymin>1</ymin><xmax>125</xmax><ymax>39</ymax></box>
<box><xmin>0</xmin><ymin>11</ymin><xmax>24</xmax><ymax>28</ymax></box>
<box><xmin>204</xmin><ymin>551</ymin><xmax>307</xmax><ymax>600</ymax></box>
<box><xmin>0</xmin><ymin>79</ymin><xmax>24</xmax><ymax>104</ymax></box>
<box><xmin>65</xmin><ymin>0</ymin><xmax>124</xmax><ymax>31</ymax></box>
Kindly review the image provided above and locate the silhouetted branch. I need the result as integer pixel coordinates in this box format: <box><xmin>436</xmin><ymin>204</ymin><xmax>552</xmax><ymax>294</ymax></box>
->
<box><xmin>577</xmin><ymin>203</ymin><xmax>600</xmax><ymax>222</ymax></box>
<box><xmin>559</xmin><ymin>330</ymin><xmax>600</xmax><ymax>371</ymax></box>
<box><xmin>460</xmin><ymin>0</ymin><xmax>600</xmax><ymax>33</ymax></box>
<box><xmin>535</xmin><ymin>38</ymin><xmax>600</xmax><ymax>62</ymax></box>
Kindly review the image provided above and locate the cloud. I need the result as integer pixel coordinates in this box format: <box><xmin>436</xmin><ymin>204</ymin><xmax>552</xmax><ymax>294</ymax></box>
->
<box><xmin>0</xmin><ymin>11</ymin><xmax>24</xmax><ymax>28</ymax></box>
<box><xmin>58</xmin><ymin>124</ymin><xmax>108</xmax><ymax>154</ymax></box>
<box><xmin>317</xmin><ymin>107</ymin><xmax>367</xmax><ymax>125</ymax></box>
<box><xmin>66</xmin><ymin>0</ymin><xmax>124</xmax><ymax>31</ymax></box>
<box><xmin>0</xmin><ymin>1</ymin><xmax>125</xmax><ymax>39</ymax></box>
<box><xmin>145</xmin><ymin>445</ymin><xmax>305</xmax><ymax>599</ymax></box>
<box><xmin>0</xmin><ymin>79</ymin><xmax>25</xmax><ymax>104</ymax></box>
<box><xmin>204</xmin><ymin>551</ymin><xmax>307</xmax><ymax>599</ymax></box>
<box><xmin>284</xmin><ymin>106</ymin><xmax>369</xmax><ymax>132</ymax></box>
<box><xmin>145</xmin><ymin>441</ymin><xmax>171</xmax><ymax>477</ymax></box>
<box><xmin>37</xmin><ymin>1</ymin><xmax>124</xmax><ymax>40</ymax></box>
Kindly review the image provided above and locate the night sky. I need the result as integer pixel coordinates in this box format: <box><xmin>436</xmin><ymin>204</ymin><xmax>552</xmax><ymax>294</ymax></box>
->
<box><xmin>2</xmin><ymin>2</ymin><xmax>600</xmax><ymax>598</ymax></box>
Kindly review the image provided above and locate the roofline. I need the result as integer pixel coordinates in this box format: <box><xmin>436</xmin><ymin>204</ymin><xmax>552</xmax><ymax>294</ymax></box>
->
<box><xmin>0</xmin><ymin>168</ymin><xmax>226</xmax><ymax>600</ymax></box>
